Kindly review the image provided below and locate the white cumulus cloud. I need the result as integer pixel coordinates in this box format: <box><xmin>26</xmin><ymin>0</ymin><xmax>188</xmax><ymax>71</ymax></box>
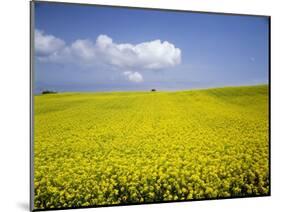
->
<box><xmin>35</xmin><ymin>29</ymin><xmax>182</xmax><ymax>82</ymax></box>
<box><xmin>35</xmin><ymin>29</ymin><xmax>65</xmax><ymax>56</ymax></box>
<box><xmin>95</xmin><ymin>34</ymin><xmax>181</xmax><ymax>71</ymax></box>
<box><xmin>123</xmin><ymin>71</ymin><xmax>143</xmax><ymax>83</ymax></box>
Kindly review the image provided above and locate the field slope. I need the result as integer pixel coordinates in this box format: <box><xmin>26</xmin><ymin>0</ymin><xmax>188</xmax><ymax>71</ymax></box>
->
<box><xmin>34</xmin><ymin>85</ymin><xmax>269</xmax><ymax>209</ymax></box>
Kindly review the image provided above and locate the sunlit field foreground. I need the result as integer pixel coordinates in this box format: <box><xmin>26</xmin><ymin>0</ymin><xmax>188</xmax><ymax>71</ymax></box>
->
<box><xmin>34</xmin><ymin>85</ymin><xmax>269</xmax><ymax>209</ymax></box>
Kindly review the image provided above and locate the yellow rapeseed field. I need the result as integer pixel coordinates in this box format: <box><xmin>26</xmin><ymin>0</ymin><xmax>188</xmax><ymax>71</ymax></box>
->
<box><xmin>34</xmin><ymin>84</ymin><xmax>269</xmax><ymax>209</ymax></box>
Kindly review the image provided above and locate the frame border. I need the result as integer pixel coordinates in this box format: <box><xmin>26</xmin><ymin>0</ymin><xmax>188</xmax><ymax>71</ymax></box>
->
<box><xmin>30</xmin><ymin>1</ymin><xmax>35</xmax><ymax>211</ymax></box>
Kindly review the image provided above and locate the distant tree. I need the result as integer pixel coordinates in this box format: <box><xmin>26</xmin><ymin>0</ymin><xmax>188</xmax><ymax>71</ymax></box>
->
<box><xmin>151</xmin><ymin>89</ymin><xmax>156</xmax><ymax>92</ymax></box>
<box><xmin>41</xmin><ymin>90</ymin><xmax>57</xmax><ymax>95</ymax></box>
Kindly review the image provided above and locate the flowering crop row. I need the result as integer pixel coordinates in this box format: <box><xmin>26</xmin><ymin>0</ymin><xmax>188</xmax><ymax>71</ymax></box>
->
<box><xmin>34</xmin><ymin>85</ymin><xmax>269</xmax><ymax>209</ymax></box>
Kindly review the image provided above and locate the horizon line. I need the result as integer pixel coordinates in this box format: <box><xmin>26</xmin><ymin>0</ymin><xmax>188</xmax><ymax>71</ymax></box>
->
<box><xmin>34</xmin><ymin>83</ymin><xmax>268</xmax><ymax>95</ymax></box>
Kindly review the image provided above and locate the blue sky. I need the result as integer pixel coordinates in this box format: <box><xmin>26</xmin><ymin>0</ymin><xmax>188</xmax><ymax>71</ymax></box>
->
<box><xmin>34</xmin><ymin>2</ymin><xmax>269</xmax><ymax>92</ymax></box>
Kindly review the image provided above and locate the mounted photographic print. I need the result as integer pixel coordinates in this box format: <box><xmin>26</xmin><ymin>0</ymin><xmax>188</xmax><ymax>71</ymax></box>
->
<box><xmin>30</xmin><ymin>1</ymin><xmax>270</xmax><ymax>211</ymax></box>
